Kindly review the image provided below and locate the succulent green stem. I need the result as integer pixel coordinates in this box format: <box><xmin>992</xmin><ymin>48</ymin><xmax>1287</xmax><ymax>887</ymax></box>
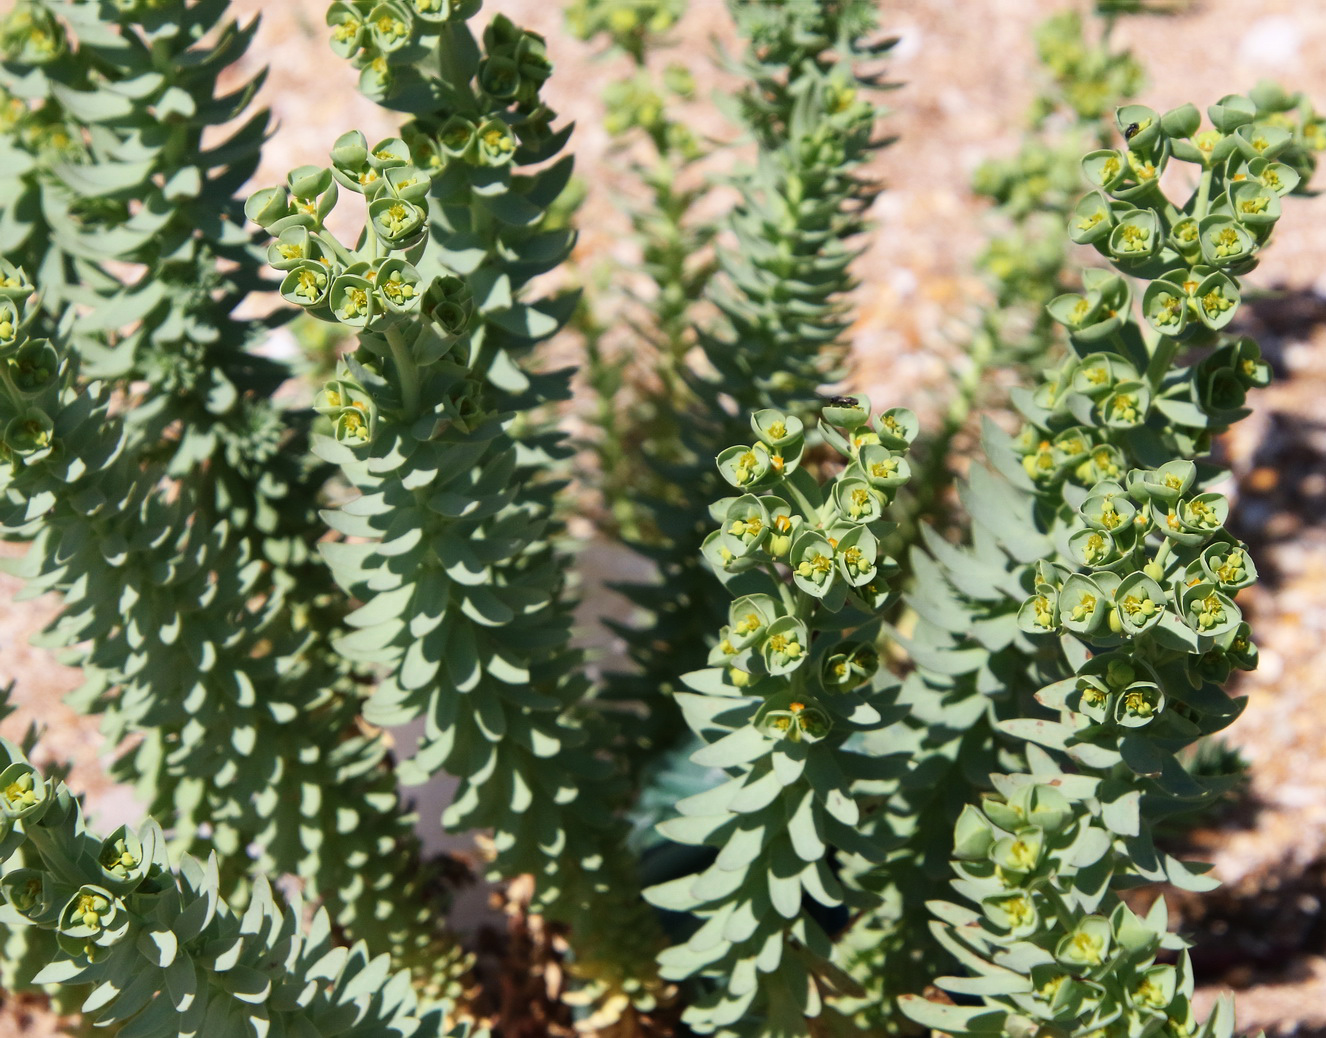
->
<box><xmin>783</xmin><ymin>467</ymin><xmax>823</xmax><ymax>526</ymax></box>
<box><xmin>386</xmin><ymin>323</ymin><xmax>420</xmax><ymax>417</ymax></box>
<box><xmin>1194</xmin><ymin>166</ymin><xmax>1214</xmax><ymax>219</ymax></box>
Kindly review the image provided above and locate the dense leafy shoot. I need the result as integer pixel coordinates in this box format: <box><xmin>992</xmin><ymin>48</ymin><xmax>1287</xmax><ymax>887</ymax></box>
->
<box><xmin>0</xmin><ymin>2</ymin><xmax>1312</xmax><ymax>1036</ymax></box>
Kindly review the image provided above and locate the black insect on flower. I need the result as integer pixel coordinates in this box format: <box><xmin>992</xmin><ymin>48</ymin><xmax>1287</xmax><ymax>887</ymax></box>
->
<box><xmin>1124</xmin><ymin>122</ymin><xmax>1141</xmax><ymax>140</ymax></box>
<box><xmin>826</xmin><ymin>395</ymin><xmax>859</xmax><ymax>407</ymax></box>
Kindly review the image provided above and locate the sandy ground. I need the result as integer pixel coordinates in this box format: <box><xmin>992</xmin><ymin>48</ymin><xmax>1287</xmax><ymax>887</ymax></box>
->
<box><xmin>4</xmin><ymin>0</ymin><xmax>1326</xmax><ymax>1033</ymax></box>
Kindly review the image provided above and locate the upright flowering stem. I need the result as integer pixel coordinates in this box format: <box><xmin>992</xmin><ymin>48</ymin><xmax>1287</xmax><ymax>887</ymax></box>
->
<box><xmin>837</xmin><ymin>75</ymin><xmax>1326</xmax><ymax>1033</ymax></box>
<box><xmin>894</xmin><ymin>93</ymin><xmax>1309</xmax><ymax>1038</ymax></box>
<box><xmin>302</xmin><ymin>1</ymin><xmax>670</xmax><ymax>1018</ymax></box>
<box><xmin>605</xmin><ymin>0</ymin><xmax>895</xmax><ymax>807</ymax></box>
<box><xmin>648</xmin><ymin>400</ymin><xmax>915</xmax><ymax>1035</ymax></box>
